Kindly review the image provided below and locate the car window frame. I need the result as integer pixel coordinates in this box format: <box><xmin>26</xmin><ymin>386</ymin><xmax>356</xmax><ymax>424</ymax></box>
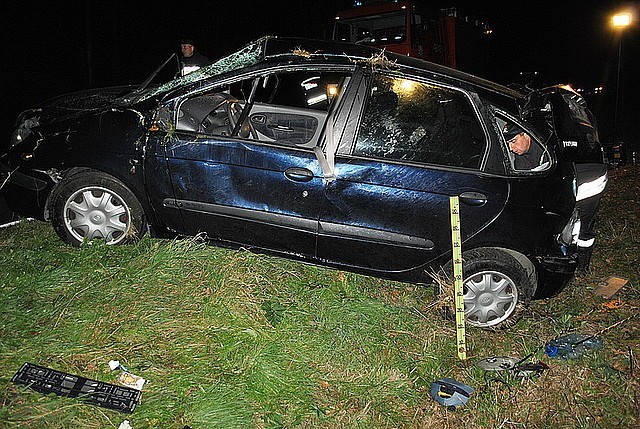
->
<box><xmin>170</xmin><ymin>65</ymin><xmax>357</xmax><ymax>152</ymax></box>
<box><xmin>492</xmin><ymin>108</ymin><xmax>554</xmax><ymax>174</ymax></box>
<box><xmin>339</xmin><ymin>70</ymin><xmax>491</xmax><ymax>172</ymax></box>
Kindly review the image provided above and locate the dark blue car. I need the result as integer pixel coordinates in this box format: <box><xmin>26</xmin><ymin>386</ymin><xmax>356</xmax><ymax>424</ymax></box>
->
<box><xmin>0</xmin><ymin>37</ymin><xmax>606</xmax><ymax>328</ymax></box>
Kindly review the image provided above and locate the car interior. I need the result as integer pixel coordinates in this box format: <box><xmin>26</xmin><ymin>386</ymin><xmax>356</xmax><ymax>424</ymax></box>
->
<box><xmin>177</xmin><ymin>92</ymin><xmax>251</xmax><ymax>137</ymax></box>
<box><xmin>175</xmin><ymin>71</ymin><xmax>350</xmax><ymax>150</ymax></box>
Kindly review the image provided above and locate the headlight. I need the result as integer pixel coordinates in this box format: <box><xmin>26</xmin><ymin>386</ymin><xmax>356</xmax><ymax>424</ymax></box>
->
<box><xmin>10</xmin><ymin>110</ymin><xmax>41</xmax><ymax>149</ymax></box>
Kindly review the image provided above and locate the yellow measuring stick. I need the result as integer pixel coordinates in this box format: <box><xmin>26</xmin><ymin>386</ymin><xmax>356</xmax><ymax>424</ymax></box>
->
<box><xmin>449</xmin><ymin>196</ymin><xmax>467</xmax><ymax>360</ymax></box>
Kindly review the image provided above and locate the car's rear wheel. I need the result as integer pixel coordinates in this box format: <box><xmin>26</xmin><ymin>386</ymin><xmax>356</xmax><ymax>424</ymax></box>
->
<box><xmin>51</xmin><ymin>171</ymin><xmax>145</xmax><ymax>247</ymax></box>
<box><xmin>443</xmin><ymin>248</ymin><xmax>536</xmax><ymax>329</ymax></box>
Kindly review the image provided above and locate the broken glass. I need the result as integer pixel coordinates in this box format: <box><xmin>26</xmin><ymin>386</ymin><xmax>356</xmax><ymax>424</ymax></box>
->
<box><xmin>129</xmin><ymin>37</ymin><xmax>268</xmax><ymax>104</ymax></box>
<box><xmin>354</xmin><ymin>75</ymin><xmax>484</xmax><ymax>168</ymax></box>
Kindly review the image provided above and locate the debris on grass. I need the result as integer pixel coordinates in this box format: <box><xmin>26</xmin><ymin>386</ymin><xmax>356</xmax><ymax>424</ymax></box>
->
<box><xmin>2</xmin><ymin>167</ymin><xmax>639</xmax><ymax>428</ymax></box>
<box><xmin>426</xmin><ymin>268</ymin><xmax>454</xmax><ymax>314</ymax></box>
<box><xmin>116</xmin><ymin>371</ymin><xmax>146</xmax><ymax>391</ymax></box>
<box><xmin>109</xmin><ymin>360</ymin><xmax>146</xmax><ymax>391</ymax></box>
<box><xmin>602</xmin><ymin>299</ymin><xmax>624</xmax><ymax>309</ymax></box>
<box><xmin>545</xmin><ymin>334</ymin><xmax>604</xmax><ymax>359</ymax></box>
<box><xmin>544</xmin><ymin>312</ymin><xmax>639</xmax><ymax>360</ymax></box>
<box><xmin>0</xmin><ymin>217</ymin><xmax>35</xmax><ymax>229</ymax></box>
<box><xmin>118</xmin><ymin>420</ymin><xmax>133</xmax><ymax>429</ymax></box>
<box><xmin>476</xmin><ymin>356</ymin><xmax>519</xmax><ymax>371</ymax></box>
<box><xmin>593</xmin><ymin>276</ymin><xmax>629</xmax><ymax>298</ymax></box>
<box><xmin>511</xmin><ymin>361</ymin><xmax>549</xmax><ymax>378</ymax></box>
<box><xmin>11</xmin><ymin>362</ymin><xmax>142</xmax><ymax>413</ymax></box>
<box><xmin>476</xmin><ymin>356</ymin><xmax>549</xmax><ymax>379</ymax></box>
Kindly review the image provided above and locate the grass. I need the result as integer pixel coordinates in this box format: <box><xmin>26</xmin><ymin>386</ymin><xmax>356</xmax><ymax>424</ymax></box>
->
<box><xmin>1</xmin><ymin>166</ymin><xmax>638</xmax><ymax>428</ymax></box>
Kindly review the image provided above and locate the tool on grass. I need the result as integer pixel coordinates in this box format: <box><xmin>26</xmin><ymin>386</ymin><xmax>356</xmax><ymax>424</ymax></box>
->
<box><xmin>429</xmin><ymin>378</ymin><xmax>474</xmax><ymax>409</ymax></box>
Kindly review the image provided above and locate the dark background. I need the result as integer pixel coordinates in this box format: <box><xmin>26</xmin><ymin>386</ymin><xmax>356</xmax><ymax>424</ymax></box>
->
<box><xmin>1</xmin><ymin>0</ymin><xmax>638</xmax><ymax>154</ymax></box>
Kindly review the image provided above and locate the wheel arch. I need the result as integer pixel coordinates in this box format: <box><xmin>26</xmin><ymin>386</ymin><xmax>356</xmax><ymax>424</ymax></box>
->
<box><xmin>463</xmin><ymin>246</ymin><xmax>538</xmax><ymax>295</ymax></box>
<box><xmin>44</xmin><ymin>167</ymin><xmax>93</xmax><ymax>221</ymax></box>
<box><xmin>441</xmin><ymin>245</ymin><xmax>538</xmax><ymax>294</ymax></box>
<box><xmin>488</xmin><ymin>246</ymin><xmax>538</xmax><ymax>289</ymax></box>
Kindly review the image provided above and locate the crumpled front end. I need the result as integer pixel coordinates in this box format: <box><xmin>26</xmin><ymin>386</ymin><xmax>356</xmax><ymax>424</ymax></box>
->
<box><xmin>2</xmin><ymin>85</ymin><xmax>149</xmax><ymax>220</ymax></box>
<box><xmin>0</xmin><ymin>159</ymin><xmax>56</xmax><ymax>219</ymax></box>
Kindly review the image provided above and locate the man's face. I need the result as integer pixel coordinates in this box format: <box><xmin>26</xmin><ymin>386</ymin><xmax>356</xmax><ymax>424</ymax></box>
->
<box><xmin>508</xmin><ymin>133</ymin><xmax>531</xmax><ymax>155</ymax></box>
<box><xmin>180</xmin><ymin>44</ymin><xmax>195</xmax><ymax>58</ymax></box>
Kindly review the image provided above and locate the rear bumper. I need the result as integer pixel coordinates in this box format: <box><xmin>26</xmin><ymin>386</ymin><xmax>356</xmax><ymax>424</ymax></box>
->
<box><xmin>540</xmin><ymin>254</ymin><xmax>579</xmax><ymax>275</ymax></box>
<box><xmin>534</xmin><ymin>254</ymin><xmax>578</xmax><ymax>298</ymax></box>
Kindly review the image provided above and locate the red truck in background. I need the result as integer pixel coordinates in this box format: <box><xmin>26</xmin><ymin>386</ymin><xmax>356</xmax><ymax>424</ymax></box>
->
<box><xmin>330</xmin><ymin>0</ymin><xmax>492</xmax><ymax>75</ymax></box>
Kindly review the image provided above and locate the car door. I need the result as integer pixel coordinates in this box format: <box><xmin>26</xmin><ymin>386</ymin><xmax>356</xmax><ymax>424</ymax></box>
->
<box><xmin>317</xmin><ymin>73</ymin><xmax>509</xmax><ymax>274</ymax></box>
<box><xmin>161</xmin><ymin>69</ymin><xmax>353</xmax><ymax>257</ymax></box>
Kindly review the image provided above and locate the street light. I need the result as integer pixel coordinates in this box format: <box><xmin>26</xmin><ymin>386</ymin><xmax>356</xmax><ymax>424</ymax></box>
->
<box><xmin>612</xmin><ymin>12</ymin><xmax>632</xmax><ymax>144</ymax></box>
<box><xmin>613</xmin><ymin>13</ymin><xmax>631</xmax><ymax>27</ymax></box>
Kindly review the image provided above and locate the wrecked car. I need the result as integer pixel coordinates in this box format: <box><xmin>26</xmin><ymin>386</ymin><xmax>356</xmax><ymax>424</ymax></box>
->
<box><xmin>0</xmin><ymin>36</ymin><xmax>606</xmax><ymax>328</ymax></box>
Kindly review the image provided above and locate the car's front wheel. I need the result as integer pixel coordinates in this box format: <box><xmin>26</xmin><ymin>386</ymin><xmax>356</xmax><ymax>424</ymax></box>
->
<box><xmin>50</xmin><ymin>171</ymin><xmax>145</xmax><ymax>246</ymax></box>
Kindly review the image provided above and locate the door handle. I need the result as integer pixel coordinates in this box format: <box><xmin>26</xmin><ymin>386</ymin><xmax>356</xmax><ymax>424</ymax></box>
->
<box><xmin>285</xmin><ymin>167</ymin><xmax>314</xmax><ymax>182</ymax></box>
<box><xmin>459</xmin><ymin>191</ymin><xmax>487</xmax><ymax>206</ymax></box>
<box><xmin>268</xmin><ymin>124</ymin><xmax>294</xmax><ymax>132</ymax></box>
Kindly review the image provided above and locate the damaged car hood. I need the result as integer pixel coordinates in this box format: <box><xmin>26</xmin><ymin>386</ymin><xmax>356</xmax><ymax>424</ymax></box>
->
<box><xmin>33</xmin><ymin>85</ymin><xmax>137</xmax><ymax>125</ymax></box>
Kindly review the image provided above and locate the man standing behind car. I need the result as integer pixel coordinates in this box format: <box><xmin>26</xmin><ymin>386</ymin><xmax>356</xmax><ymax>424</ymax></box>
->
<box><xmin>179</xmin><ymin>38</ymin><xmax>209</xmax><ymax>75</ymax></box>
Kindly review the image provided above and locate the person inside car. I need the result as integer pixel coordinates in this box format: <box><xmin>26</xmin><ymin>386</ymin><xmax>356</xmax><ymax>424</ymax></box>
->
<box><xmin>503</xmin><ymin>124</ymin><xmax>545</xmax><ymax>170</ymax></box>
<box><xmin>179</xmin><ymin>38</ymin><xmax>210</xmax><ymax>75</ymax></box>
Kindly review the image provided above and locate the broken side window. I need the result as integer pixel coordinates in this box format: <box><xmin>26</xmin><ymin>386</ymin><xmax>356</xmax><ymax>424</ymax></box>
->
<box><xmin>353</xmin><ymin>74</ymin><xmax>486</xmax><ymax>169</ymax></box>
<box><xmin>175</xmin><ymin>70</ymin><xmax>351</xmax><ymax>148</ymax></box>
<box><xmin>234</xmin><ymin>71</ymin><xmax>351</xmax><ymax>147</ymax></box>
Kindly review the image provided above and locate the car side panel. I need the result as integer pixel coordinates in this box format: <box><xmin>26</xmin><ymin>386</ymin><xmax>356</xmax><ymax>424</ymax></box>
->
<box><xmin>317</xmin><ymin>159</ymin><xmax>509</xmax><ymax>273</ymax></box>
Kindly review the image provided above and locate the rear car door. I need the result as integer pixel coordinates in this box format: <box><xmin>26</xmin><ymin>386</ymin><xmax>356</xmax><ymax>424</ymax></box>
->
<box><xmin>317</xmin><ymin>73</ymin><xmax>509</xmax><ymax>274</ymax></box>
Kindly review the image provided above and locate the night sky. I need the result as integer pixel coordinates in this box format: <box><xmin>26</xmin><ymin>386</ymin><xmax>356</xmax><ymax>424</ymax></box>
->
<box><xmin>2</xmin><ymin>0</ymin><xmax>638</xmax><ymax>148</ymax></box>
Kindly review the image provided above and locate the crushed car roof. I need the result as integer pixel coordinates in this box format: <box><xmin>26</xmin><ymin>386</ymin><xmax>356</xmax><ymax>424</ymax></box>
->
<box><xmin>127</xmin><ymin>36</ymin><xmax>523</xmax><ymax>104</ymax></box>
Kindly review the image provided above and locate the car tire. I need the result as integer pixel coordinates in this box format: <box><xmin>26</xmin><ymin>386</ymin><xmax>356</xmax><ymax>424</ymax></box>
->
<box><xmin>50</xmin><ymin>171</ymin><xmax>145</xmax><ymax>247</ymax></box>
<box><xmin>443</xmin><ymin>248</ymin><xmax>537</xmax><ymax>329</ymax></box>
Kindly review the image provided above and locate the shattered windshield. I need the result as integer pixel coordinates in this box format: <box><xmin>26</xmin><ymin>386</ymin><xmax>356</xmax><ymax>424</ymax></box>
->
<box><xmin>127</xmin><ymin>37</ymin><xmax>267</xmax><ymax>104</ymax></box>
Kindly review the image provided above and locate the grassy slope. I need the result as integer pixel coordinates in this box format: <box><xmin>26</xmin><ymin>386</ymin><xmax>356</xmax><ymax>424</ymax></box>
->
<box><xmin>0</xmin><ymin>166</ymin><xmax>638</xmax><ymax>429</ymax></box>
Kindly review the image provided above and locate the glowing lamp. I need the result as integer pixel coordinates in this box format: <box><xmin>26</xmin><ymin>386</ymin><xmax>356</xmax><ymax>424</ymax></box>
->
<box><xmin>612</xmin><ymin>13</ymin><xmax>631</xmax><ymax>28</ymax></box>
